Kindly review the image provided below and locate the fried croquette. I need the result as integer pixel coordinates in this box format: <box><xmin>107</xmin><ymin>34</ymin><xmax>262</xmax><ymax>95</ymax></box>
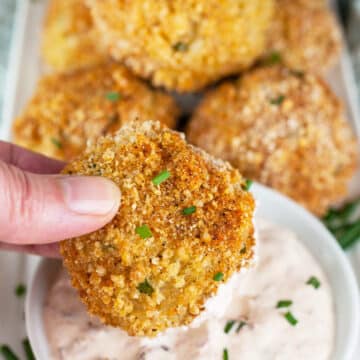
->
<box><xmin>60</xmin><ymin>120</ymin><xmax>255</xmax><ymax>336</ymax></box>
<box><xmin>187</xmin><ymin>66</ymin><xmax>358</xmax><ymax>216</ymax></box>
<box><xmin>88</xmin><ymin>0</ymin><xmax>274</xmax><ymax>92</ymax></box>
<box><xmin>265</xmin><ymin>0</ymin><xmax>341</xmax><ymax>73</ymax></box>
<box><xmin>13</xmin><ymin>63</ymin><xmax>179</xmax><ymax>161</ymax></box>
<box><xmin>42</xmin><ymin>0</ymin><xmax>106</xmax><ymax>71</ymax></box>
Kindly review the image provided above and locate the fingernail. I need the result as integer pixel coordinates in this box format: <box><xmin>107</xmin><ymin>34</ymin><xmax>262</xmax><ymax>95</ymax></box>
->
<box><xmin>59</xmin><ymin>176</ymin><xmax>121</xmax><ymax>216</ymax></box>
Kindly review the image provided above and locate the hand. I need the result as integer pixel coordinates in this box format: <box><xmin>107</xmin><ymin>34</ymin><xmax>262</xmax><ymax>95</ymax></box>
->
<box><xmin>0</xmin><ymin>141</ymin><xmax>121</xmax><ymax>257</ymax></box>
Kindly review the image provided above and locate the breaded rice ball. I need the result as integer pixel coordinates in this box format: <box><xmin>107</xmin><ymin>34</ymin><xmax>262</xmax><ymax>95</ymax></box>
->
<box><xmin>88</xmin><ymin>0</ymin><xmax>274</xmax><ymax>92</ymax></box>
<box><xmin>187</xmin><ymin>66</ymin><xmax>358</xmax><ymax>216</ymax></box>
<box><xmin>42</xmin><ymin>0</ymin><xmax>106</xmax><ymax>71</ymax></box>
<box><xmin>264</xmin><ymin>0</ymin><xmax>342</xmax><ymax>73</ymax></box>
<box><xmin>60</xmin><ymin>120</ymin><xmax>255</xmax><ymax>336</ymax></box>
<box><xmin>13</xmin><ymin>63</ymin><xmax>179</xmax><ymax>161</ymax></box>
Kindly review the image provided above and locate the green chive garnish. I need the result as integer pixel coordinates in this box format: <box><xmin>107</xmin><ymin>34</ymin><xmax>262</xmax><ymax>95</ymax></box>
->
<box><xmin>236</xmin><ymin>321</ymin><xmax>247</xmax><ymax>333</ymax></box>
<box><xmin>263</xmin><ymin>51</ymin><xmax>282</xmax><ymax>65</ymax></box>
<box><xmin>0</xmin><ymin>345</ymin><xmax>19</xmax><ymax>360</ymax></box>
<box><xmin>15</xmin><ymin>283</ymin><xmax>26</xmax><ymax>298</ymax></box>
<box><xmin>152</xmin><ymin>170</ymin><xmax>170</xmax><ymax>186</ymax></box>
<box><xmin>224</xmin><ymin>320</ymin><xmax>236</xmax><ymax>334</ymax></box>
<box><xmin>284</xmin><ymin>311</ymin><xmax>298</xmax><ymax>326</ymax></box>
<box><xmin>173</xmin><ymin>42</ymin><xmax>188</xmax><ymax>52</ymax></box>
<box><xmin>50</xmin><ymin>137</ymin><xmax>62</xmax><ymax>149</ymax></box>
<box><xmin>22</xmin><ymin>338</ymin><xmax>35</xmax><ymax>360</ymax></box>
<box><xmin>243</xmin><ymin>179</ymin><xmax>253</xmax><ymax>191</ymax></box>
<box><xmin>213</xmin><ymin>272</ymin><xmax>224</xmax><ymax>281</ymax></box>
<box><xmin>223</xmin><ymin>348</ymin><xmax>229</xmax><ymax>360</ymax></box>
<box><xmin>135</xmin><ymin>225</ymin><xmax>152</xmax><ymax>239</ymax></box>
<box><xmin>105</xmin><ymin>91</ymin><xmax>121</xmax><ymax>102</ymax></box>
<box><xmin>306</xmin><ymin>276</ymin><xmax>321</xmax><ymax>289</ymax></box>
<box><xmin>183</xmin><ymin>206</ymin><xmax>196</xmax><ymax>215</ymax></box>
<box><xmin>137</xmin><ymin>279</ymin><xmax>154</xmax><ymax>295</ymax></box>
<box><xmin>270</xmin><ymin>95</ymin><xmax>285</xmax><ymax>105</ymax></box>
<box><xmin>276</xmin><ymin>300</ymin><xmax>292</xmax><ymax>308</ymax></box>
<box><xmin>290</xmin><ymin>69</ymin><xmax>305</xmax><ymax>78</ymax></box>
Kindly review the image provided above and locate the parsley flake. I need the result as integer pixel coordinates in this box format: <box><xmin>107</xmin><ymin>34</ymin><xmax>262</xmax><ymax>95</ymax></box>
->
<box><xmin>137</xmin><ymin>279</ymin><xmax>154</xmax><ymax>295</ymax></box>
<box><xmin>51</xmin><ymin>137</ymin><xmax>62</xmax><ymax>149</ymax></box>
<box><xmin>105</xmin><ymin>91</ymin><xmax>121</xmax><ymax>102</ymax></box>
<box><xmin>183</xmin><ymin>206</ymin><xmax>196</xmax><ymax>215</ymax></box>
<box><xmin>152</xmin><ymin>170</ymin><xmax>170</xmax><ymax>185</ymax></box>
<box><xmin>213</xmin><ymin>272</ymin><xmax>224</xmax><ymax>281</ymax></box>
<box><xmin>136</xmin><ymin>225</ymin><xmax>153</xmax><ymax>239</ymax></box>
<box><xmin>276</xmin><ymin>300</ymin><xmax>292</xmax><ymax>308</ymax></box>
<box><xmin>15</xmin><ymin>283</ymin><xmax>26</xmax><ymax>298</ymax></box>
<box><xmin>306</xmin><ymin>276</ymin><xmax>321</xmax><ymax>289</ymax></box>
<box><xmin>270</xmin><ymin>95</ymin><xmax>285</xmax><ymax>105</ymax></box>
<box><xmin>284</xmin><ymin>311</ymin><xmax>298</xmax><ymax>326</ymax></box>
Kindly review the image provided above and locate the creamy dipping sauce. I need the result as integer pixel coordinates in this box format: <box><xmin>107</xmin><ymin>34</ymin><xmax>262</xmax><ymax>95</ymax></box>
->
<box><xmin>44</xmin><ymin>220</ymin><xmax>335</xmax><ymax>360</ymax></box>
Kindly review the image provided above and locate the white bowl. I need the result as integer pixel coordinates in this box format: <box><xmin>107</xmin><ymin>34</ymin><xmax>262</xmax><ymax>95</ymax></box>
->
<box><xmin>26</xmin><ymin>183</ymin><xmax>360</xmax><ymax>360</ymax></box>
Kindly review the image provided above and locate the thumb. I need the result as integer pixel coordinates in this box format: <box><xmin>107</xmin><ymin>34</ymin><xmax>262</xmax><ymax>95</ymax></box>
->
<box><xmin>0</xmin><ymin>160</ymin><xmax>121</xmax><ymax>244</ymax></box>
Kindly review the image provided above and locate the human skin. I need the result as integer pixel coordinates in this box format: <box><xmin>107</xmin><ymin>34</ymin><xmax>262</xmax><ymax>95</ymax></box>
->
<box><xmin>0</xmin><ymin>141</ymin><xmax>121</xmax><ymax>257</ymax></box>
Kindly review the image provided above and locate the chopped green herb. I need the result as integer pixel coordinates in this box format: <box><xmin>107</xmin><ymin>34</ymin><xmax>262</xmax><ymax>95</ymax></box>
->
<box><xmin>290</xmin><ymin>69</ymin><xmax>305</xmax><ymax>78</ymax></box>
<box><xmin>276</xmin><ymin>300</ymin><xmax>293</xmax><ymax>308</ymax></box>
<box><xmin>135</xmin><ymin>225</ymin><xmax>153</xmax><ymax>239</ymax></box>
<box><xmin>137</xmin><ymin>279</ymin><xmax>154</xmax><ymax>295</ymax></box>
<box><xmin>270</xmin><ymin>95</ymin><xmax>285</xmax><ymax>105</ymax></box>
<box><xmin>263</xmin><ymin>51</ymin><xmax>282</xmax><ymax>65</ymax></box>
<box><xmin>15</xmin><ymin>283</ymin><xmax>26</xmax><ymax>298</ymax></box>
<box><xmin>323</xmin><ymin>198</ymin><xmax>360</xmax><ymax>250</ymax></box>
<box><xmin>22</xmin><ymin>338</ymin><xmax>35</xmax><ymax>360</ymax></box>
<box><xmin>236</xmin><ymin>321</ymin><xmax>247</xmax><ymax>333</ymax></box>
<box><xmin>51</xmin><ymin>137</ymin><xmax>62</xmax><ymax>149</ymax></box>
<box><xmin>173</xmin><ymin>42</ymin><xmax>188</xmax><ymax>52</ymax></box>
<box><xmin>152</xmin><ymin>170</ymin><xmax>170</xmax><ymax>186</ymax></box>
<box><xmin>224</xmin><ymin>320</ymin><xmax>236</xmax><ymax>334</ymax></box>
<box><xmin>105</xmin><ymin>91</ymin><xmax>121</xmax><ymax>102</ymax></box>
<box><xmin>223</xmin><ymin>348</ymin><xmax>229</xmax><ymax>360</ymax></box>
<box><xmin>306</xmin><ymin>276</ymin><xmax>321</xmax><ymax>289</ymax></box>
<box><xmin>0</xmin><ymin>345</ymin><xmax>19</xmax><ymax>360</ymax></box>
<box><xmin>240</xmin><ymin>246</ymin><xmax>247</xmax><ymax>254</ymax></box>
<box><xmin>243</xmin><ymin>179</ymin><xmax>253</xmax><ymax>191</ymax></box>
<box><xmin>284</xmin><ymin>311</ymin><xmax>298</xmax><ymax>326</ymax></box>
<box><xmin>213</xmin><ymin>272</ymin><xmax>224</xmax><ymax>281</ymax></box>
<box><xmin>183</xmin><ymin>206</ymin><xmax>196</xmax><ymax>215</ymax></box>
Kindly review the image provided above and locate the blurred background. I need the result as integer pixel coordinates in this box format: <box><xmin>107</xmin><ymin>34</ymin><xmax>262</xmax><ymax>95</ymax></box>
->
<box><xmin>2</xmin><ymin>0</ymin><xmax>359</xmax><ymax>112</ymax></box>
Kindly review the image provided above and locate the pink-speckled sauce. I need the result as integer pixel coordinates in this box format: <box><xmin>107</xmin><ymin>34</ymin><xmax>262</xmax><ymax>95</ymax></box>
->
<box><xmin>44</xmin><ymin>220</ymin><xmax>335</xmax><ymax>360</ymax></box>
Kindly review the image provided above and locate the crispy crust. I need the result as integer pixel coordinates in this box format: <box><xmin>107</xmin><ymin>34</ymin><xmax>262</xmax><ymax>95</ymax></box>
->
<box><xmin>13</xmin><ymin>63</ymin><xmax>179</xmax><ymax>161</ymax></box>
<box><xmin>88</xmin><ymin>0</ymin><xmax>274</xmax><ymax>92</ymax></box>
<box><xmin>265</xmin><ymin>0</ymin><xmax>342</xmax><ymax>73</ymax></box>
<box><xmin>187</xmin><ymin>66</ymin><xmax>358</xmax><ymax>216</ymax></box>
<box><xmin>60</xmin><ymin>120</ymin><xmax>255</xmax><ymax>336</ymax></box>
<box><xmin>42</xmin><ymin>0</ymin><xmax>106</xmax><ymax>71</ymax></box>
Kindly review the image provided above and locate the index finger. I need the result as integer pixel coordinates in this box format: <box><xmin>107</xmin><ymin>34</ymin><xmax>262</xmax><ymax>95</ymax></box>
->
<box><xmin>0</xmin><ymin>141</ymin><xmax>65</xmax><ymax>174</ymax></box>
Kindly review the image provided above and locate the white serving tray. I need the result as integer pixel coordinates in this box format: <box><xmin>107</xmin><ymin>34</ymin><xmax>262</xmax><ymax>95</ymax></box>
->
<box><xmin>0</xmin><ymin>0</ymin><xmax>359</xmax><ymax>358</ymax></box>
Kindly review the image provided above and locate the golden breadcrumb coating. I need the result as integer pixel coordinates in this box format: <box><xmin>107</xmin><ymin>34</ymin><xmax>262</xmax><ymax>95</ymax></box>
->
<box><xmin>265</xmin><ymin>0</ymin><xmax>342</xmax><ymax>73</ymax></box>
<box><xmin>42</xmin><ymin>0</ymin><xmax>106</xmax><ymax>71</ymax></box>
<box><xmin>60</xmin><ymin>120</ymin><xmax>255</xmax><ymax>337</ymax></box>
<box><xmin>13</xmin><ymin>63</ymin><xmax>179</xmax><ymax>161</ymax></box>
<box><xmin>187</xmin><ymin>66</ymin><xmax>358</xmax><ymax>216</ymax></box>
<box><xmin>88</xmin><ymin>0</ymin><xmax>274</xmax><ymax>92</ymax></box>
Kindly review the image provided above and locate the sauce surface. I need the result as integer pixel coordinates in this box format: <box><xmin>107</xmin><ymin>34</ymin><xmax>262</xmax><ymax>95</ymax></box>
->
<box><xmin>44</xmin><ymin>220</ymin><xmax>335</xmax><ymax>360</ymax></box>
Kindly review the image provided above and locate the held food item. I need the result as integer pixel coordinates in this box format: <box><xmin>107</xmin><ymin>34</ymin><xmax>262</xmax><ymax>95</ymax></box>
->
<box><xmin>47</xmin><ymin>220</ymin><xmax>335</xmax><ymax>359</ymax></box>
<box><xmin>265</xmin><ymin>0</ymin><xmax>342</xmax><ymax>73</ymax></box>
<box><xmin>42</xmin><ymin>0</ymin><xmax>106</xmax><ymax>72</ymax></box>
<box><xmin>187</xmin><ymin>66</ymin><xmax>357</xmax><ymax>216</ymax></box>
<box><xmin>60</xmin><ymin>120</ymin><xmax>255</xmax><ymax>337</ymax></box>
<box><xmin>88</xmin><ymin>0</ymin><xmax>274</xmax><ymax>92</ymax></box>
<box><xmin>13</xmin><ymin>63</ymin><xmax>179</xmax><ymax>161</ymax></box>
